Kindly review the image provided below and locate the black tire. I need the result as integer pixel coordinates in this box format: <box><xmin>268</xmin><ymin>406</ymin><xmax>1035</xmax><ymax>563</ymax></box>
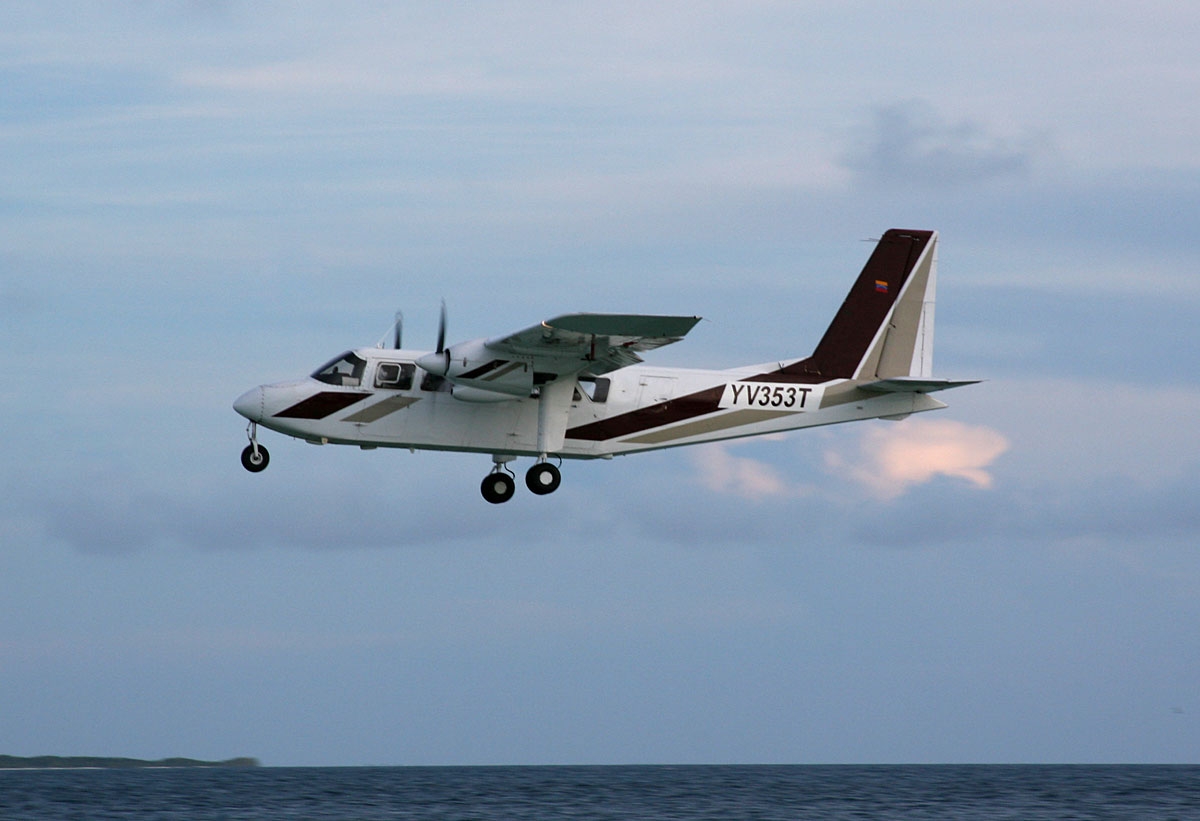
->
<box><xmin>241</xmin><ymin>444</ymin><xmax>270</xmax><ymax>473</ymax></box>
<box><xmin>481</xmin><ymin>472</ymin><xmax>516</xmax><ymax>504</ymax></box>
<box><xmin>525</xmin><ymin>462</ymin><xmax>561</xmax><ymax>495</ymax></box>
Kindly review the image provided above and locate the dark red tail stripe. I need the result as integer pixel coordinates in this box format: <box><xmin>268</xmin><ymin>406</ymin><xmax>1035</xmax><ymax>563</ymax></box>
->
<box><xmin>749</xmin><ymin>229</ymin><xmax>933</xmax><ymax>383</ymax></box>
<box><xmin>275</xmin><ymin>391</ymin><xmax>369</xmax><ymax>419</ymax></box>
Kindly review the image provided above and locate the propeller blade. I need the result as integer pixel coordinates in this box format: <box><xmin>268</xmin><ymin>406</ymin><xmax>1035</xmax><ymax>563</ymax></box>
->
<box><xmin>393</xmin><ymin>310</ymin><xmax>403</xmax><ymax>349</ymax></box>
<box><xmin>436</xmin><ymin>300</ymin><xmax>447</xmax><ymax>353</ymax></box>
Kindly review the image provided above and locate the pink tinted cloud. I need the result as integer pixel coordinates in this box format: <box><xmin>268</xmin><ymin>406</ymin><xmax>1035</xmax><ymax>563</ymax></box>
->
<box><xmin>691</xmin><ymin>442</ymin><xmax>793</xmax><ymax>500</ymax></box>
<box><xmin>825</xmin><ymin>419</ymin><xmax>1010</xmax><ymax>500</ymax></box>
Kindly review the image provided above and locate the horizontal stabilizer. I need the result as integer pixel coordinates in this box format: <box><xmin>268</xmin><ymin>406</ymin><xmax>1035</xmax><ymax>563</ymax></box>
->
<box><xmin>859</xmin><ymin>377</ymin><xmax>982</xmax><ymax>394</ymax></box>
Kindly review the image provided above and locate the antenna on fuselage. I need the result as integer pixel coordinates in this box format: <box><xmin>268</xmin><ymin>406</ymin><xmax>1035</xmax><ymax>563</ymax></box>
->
<box><xmin>376</xmin><ymin>310</ymin><xmax>404</xmax><ymax>349</ymax></box>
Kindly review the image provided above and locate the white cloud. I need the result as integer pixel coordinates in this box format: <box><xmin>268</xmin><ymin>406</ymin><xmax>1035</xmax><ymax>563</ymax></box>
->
<box><xmin>953</xmin><ymin>379</ymin><xmax>1200</xmax><ymax>491</ymax></box>
<box><xmin>825</xmin><ymin>419</ymin><xmax>1010</xmax><ymax>501</ymax></box>
<box><xmin>691</xmin><ymin>442</ymin><xmax>801</xmax><ymax>501</ymax></box>
<box><xmin>843</xmin><ymin>101</ymin><xmax>1042</xmax><ymax>189</ymax></box>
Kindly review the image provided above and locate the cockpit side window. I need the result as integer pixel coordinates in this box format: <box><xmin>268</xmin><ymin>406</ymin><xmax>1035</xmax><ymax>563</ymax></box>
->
<box><xmin>312</xmin><ymin>352</ymin><xmax>367</xmax><ymax>387</ymax></box>
<box><xmin>375</xmin><ymin>362</ymin><xmax>416</xmax><ymax>390</ymax></box>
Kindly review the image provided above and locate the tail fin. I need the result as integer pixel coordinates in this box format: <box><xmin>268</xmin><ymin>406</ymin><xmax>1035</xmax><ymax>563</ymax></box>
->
<box><xmin>769</xmin><ymin>229</ymin><xmax>938</xmax><ymax>382</ymax></box>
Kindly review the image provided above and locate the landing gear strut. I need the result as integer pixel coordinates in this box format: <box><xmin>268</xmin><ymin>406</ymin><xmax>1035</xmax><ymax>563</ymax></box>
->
<box><xmin>241</xmin><ymin>422</ymin><xmax>269</xmax><ymax>473</ymax></box>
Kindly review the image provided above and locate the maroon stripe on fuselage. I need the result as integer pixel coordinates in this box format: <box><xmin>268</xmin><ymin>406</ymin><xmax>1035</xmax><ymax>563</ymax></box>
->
<box><xmin>565</xmin><ymin>385</ymin><xmax>726</xmax><ymax>442</ymax></box>
<box><xmin>274</xmin><ymin>391</ymin><xmax>370</xmax><ymax>419</ymax></box>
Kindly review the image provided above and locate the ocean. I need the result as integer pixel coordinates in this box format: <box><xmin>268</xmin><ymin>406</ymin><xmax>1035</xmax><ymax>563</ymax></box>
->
<box><xmin>1</xmin><ymin>765</ymin><xmax>1197</xmax><ymax>820</ymax></box>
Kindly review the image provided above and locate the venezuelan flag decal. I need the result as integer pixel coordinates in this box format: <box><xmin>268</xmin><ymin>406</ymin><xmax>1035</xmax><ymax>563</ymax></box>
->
<box><xmin>875</xmin><ymin>280</ymin><xmax>888</xmax><ymax>293</ymax></box>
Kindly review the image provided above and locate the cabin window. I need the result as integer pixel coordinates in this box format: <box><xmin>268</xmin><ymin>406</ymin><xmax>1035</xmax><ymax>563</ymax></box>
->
<box><xmin>375</xmin><ymin>362</ymin><xmax>416</xmax><ymax>390</ymax></box>
<box><xmin>312</xmin><ymin>352</ymin><xmax>367</xmax><ymax>387</ymax></box>
<box><xmin>577</xmin><ymin>377</ymin><xmax>611</xmax><ymax>403</ymax></box>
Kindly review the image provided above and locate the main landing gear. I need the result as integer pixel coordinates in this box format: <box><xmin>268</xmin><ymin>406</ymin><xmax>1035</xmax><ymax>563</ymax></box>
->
<box><xmin>241</xmin><ymin>422</ymin><xmax>270</xmax><ymax>473</ymax></box>
<box><xmin>525</xmin><ymin>461</ymin><xmax>561</xmax><ymax>495</ymax></box>
<box><xmin>481</xmin><ymin>455</ymin><xmax>561</xmax><ymax>504</ymax></box>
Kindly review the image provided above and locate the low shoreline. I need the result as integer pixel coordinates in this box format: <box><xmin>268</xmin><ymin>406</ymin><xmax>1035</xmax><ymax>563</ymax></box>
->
<box><xmin>0</xmin><ymin>755</ymin><xmax>259</xmax><ymax>770</ymax></box>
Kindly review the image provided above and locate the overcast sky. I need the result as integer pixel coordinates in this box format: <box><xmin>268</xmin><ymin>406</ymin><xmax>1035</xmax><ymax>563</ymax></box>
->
<box><xmin>2</xmin><ymin>2</ymin><xmax>1198</xmax><ymax>766</ymax></box>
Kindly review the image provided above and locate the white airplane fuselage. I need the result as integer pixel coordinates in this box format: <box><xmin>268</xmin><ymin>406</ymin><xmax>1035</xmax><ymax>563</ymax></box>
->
<box><xmin>234</xmin><ymin>350</ymin><xmax>948</xmax><ymax>459</ymax></box>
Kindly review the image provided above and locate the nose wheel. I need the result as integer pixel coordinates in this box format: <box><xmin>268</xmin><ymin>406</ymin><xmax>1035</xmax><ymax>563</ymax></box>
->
<box><xmin>241</xmin><ymin>444</ymin><xmax>270</xmax><ymax>472</ymax></box>
<box><xmin>241</xmin><ymin>422</ymin><xmax>270</xmax><ymax>473</ymax></box>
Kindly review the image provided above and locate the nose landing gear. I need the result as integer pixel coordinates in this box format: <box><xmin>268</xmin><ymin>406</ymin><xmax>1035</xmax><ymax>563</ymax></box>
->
<box><xmin>241</xmin><ymin>422</ymin><xmax>270</xmax><ymax>473</ymax></box>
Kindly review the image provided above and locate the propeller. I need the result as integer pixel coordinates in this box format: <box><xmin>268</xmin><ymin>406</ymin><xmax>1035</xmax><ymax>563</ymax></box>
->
<box><xmin>436</xmin><ymin>299</ymin><xmax>447</xmax><ymax>355</ymax></box>
<box><xmin>417</xmin><ymin>300</ymin><xmax>451</xmax><ymax>376</ymax></box>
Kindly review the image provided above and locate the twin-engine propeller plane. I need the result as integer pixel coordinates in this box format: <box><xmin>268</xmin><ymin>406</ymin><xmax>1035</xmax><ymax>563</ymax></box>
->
<box><xmin>234</xmin><ymin>229</ymin><xmax>978</xmax><ymax>503</ymax></box>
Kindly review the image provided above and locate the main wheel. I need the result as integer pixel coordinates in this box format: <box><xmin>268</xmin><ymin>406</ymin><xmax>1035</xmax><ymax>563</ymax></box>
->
<box><xmin>525</xmin><ymin>462</ymin><xmax>561</xmax><ymax>495</ymax></box>
<box><xmin>241</xmin><ymin>444</ymin><xmax>270</xmax><ymax>472</ymax></box>
<box><xmin>481</xmin><ymin>472</ymin><xmax>516</xmax><ymax>504</ymax></box>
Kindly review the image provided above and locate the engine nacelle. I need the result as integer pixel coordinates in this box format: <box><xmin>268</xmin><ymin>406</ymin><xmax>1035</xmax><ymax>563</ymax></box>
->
<box><xmin>417</xmin><ymin>338</ymin><xmax>533</xmax><ymax>397</ymax></box>
<box><xmin>451</xmin><ymin>386</ymin><xmax>521</xmax><ymax>403</ymax></box>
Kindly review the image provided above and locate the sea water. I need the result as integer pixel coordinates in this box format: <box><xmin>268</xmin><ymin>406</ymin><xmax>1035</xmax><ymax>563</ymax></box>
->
<box><xmin>1</xmin><ymin>765</ymin><xmax>1198</xmax><ymax>820</ymax></box>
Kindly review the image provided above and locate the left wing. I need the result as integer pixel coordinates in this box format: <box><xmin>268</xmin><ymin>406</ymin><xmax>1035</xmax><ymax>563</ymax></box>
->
<box><xmin>487</xmin><ymin>313</ymin><xmax>702</xmax><ymax>376</ymax></box>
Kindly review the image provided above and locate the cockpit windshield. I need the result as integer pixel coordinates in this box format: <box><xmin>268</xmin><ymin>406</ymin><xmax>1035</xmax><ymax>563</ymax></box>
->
<box><xmin>312</xmin><ymin>351</ymin><xmax>367</xmax><ymax>387</ymax></box>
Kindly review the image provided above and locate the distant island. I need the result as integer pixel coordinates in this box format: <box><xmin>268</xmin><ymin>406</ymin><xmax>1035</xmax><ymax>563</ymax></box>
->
<box><xmin>0</xmin><ymin>755</ymin><xmax>259</xmax><ymax>769</ymax></box>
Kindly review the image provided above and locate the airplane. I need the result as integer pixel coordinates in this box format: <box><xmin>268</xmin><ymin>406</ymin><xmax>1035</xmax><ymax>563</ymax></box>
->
<box><xmin>233</xmin><ymin>229</ymin><xmax>978</xmax><ymax>503</ymax></box>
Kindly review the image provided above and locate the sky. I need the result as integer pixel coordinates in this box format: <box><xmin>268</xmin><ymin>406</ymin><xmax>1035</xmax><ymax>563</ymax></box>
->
<box><xmin>1</xmin><ymin>2</ymin><xmax>1198</xmax><ymax>766</ymax></box>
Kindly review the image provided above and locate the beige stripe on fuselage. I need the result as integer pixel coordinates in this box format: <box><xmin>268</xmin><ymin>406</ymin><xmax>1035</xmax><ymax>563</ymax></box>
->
<box><xmin>342</xmin><ymin>395</ymin><xmax>420</xmax><ymax>423</ymax></box>
<box><xmin>621</xmin><ymin>408</ymin><xmax>796</xmax><ymax>445</ymax></box>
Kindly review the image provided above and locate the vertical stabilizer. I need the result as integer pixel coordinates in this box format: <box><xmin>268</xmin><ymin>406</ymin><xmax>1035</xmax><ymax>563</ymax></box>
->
<box><xmin>760</xmin><ymin>229</ymin><xmax>938</xmax><ymax>382</ymax></box>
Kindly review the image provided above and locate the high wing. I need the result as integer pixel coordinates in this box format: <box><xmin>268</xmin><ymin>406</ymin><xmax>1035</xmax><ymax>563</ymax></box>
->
<box><xmin>487</xmin><ymin>313</ymin><xmax>702</xmax><ymax>376</ymax></box>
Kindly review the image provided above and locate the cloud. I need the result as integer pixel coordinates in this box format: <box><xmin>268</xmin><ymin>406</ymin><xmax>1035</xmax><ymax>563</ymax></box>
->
<box><xmin>690</xmin><ymin>442</ymin><xmax>800</xmax><ymax>501</ymax></box>
<box><xmin>825</xmin><ymin>419</ymin><xmax>1010</xmax><ymax>501</ymax></box>
<box><xmin>843</xmin><ymin>101</ymin><xmax>1041</xmax><ymax>189</ymax></box>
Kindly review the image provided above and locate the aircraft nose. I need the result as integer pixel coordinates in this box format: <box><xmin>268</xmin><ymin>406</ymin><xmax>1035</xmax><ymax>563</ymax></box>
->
<box><xmin>233</xmin><ymin>387</ymin><xmax>264</xmax><ymax>422</ymax></box>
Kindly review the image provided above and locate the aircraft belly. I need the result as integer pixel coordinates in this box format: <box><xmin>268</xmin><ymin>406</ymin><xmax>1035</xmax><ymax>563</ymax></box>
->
<box><xmin>352</xmin><ymin>393</ymin><xmax>538</xmax><ymax>453</ymax></box>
